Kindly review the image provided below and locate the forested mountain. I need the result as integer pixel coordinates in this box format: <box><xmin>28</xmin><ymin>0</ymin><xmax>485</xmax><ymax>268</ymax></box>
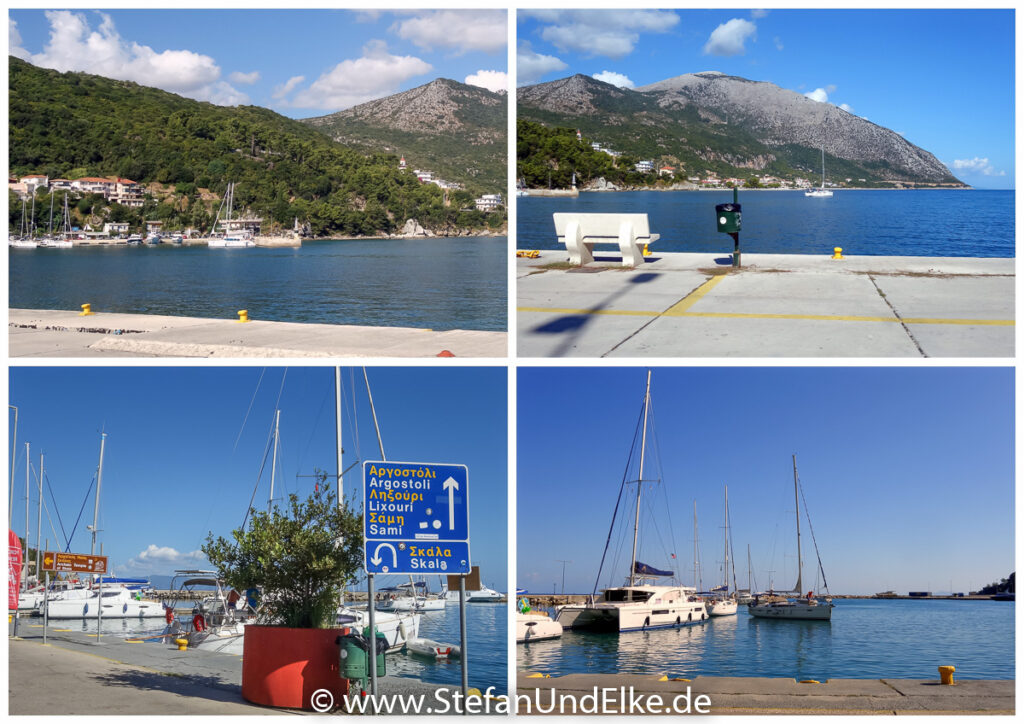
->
<box><xmin>303</xmin><ymin>79</ymin><xmax>506</xmax><ymax>194</ymax></box>
<box><xmin>9</xmin><ymin>58</ymin><xmax>504</xmax><ymax>236</ymax></box>
<box><xmin>518</xmin><ymin>73</ymin><xmax>962</xmax><ymax>189</ymax></box>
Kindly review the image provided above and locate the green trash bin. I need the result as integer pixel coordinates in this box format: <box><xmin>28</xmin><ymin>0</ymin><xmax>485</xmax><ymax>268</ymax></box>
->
<box><xmin>715</xmin><ymin>203</ymin><xmax>741</xmax><ymax>233</ymax></box>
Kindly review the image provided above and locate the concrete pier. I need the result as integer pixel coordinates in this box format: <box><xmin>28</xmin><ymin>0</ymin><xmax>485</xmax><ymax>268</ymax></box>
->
<box><xmin>516</xmin><ymin>672</ymin><xmax>1014</xmax><ymax>715</ymax></box>
<box><xmin>9</xmin><ymin>308</ymin><xmax>506</xmax><ymax>358</ymax></box>
<box><xmin>517</xmin><ymin>251</ymin><xmax>1013</xmax><ymax>357</ymax></box>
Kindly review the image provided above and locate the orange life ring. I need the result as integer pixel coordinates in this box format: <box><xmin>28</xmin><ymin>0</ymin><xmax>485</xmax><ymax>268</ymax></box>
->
<box><xmin>807</xmin><ymin>591</ymin><xmax>815</xmax><ymax>599</ymax></box>
<box><xmin>165</xmin><ymin>607</ymin><xmax>175</xmax><ymax>624</ymax></box>
<box><xmin>193</xmin><ymin>614</ymin><xmax>206</xmax><ymax>632</ymax></box>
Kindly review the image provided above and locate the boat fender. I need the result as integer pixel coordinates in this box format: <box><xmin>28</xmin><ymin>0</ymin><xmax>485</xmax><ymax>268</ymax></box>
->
<box><xmin>165</xmin><ymin>607</ymin><xmax>175</xmax><ymax>624</ymax></box>
<box><xmin>398</xmin><ymin>621</ymin><xmax>407</xmax><ymax>639</ymax></box>
<box><xmin>123</xmin><ymin>603</ymin><xmax>129</xmax><ymax>614</ymax></box>
<box><xmin>193</xmin><ymin>614</ymin><xmax>206</xmax><ymax>632</ymax></box>
<box><xmin>642</xmin><ymin>616</ymin><xmax>650</xmax><ymax>629</ymax></box>
<box><xmin>676</xmin><ymin>616</ymin><xmax>681</xmax><ymax>626</ymax></box>
<box><xmin>687</xmin><ymin>612</ymin><xmax>692</xmax><ymax>622</ymax></box>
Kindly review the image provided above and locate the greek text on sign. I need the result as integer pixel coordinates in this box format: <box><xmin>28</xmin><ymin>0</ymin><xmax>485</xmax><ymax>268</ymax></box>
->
<box><xmin>363</xmin><ymin>461</ymin><xmax>469</xmax><ymax>575</ymax></box>
<box><xmin>42</xmin><ymin>551</ymin><xmax>108</xmax><ymax>574</ymax></box>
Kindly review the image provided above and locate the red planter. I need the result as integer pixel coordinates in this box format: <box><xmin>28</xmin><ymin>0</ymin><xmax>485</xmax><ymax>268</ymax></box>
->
<box><xmin>241</xmin><ymin>625</ymin><xmax>350</xmax><ymax>710</ymax></box>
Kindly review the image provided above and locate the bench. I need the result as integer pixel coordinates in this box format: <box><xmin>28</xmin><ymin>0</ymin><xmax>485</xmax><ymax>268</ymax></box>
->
<box><xmin>553</xmin><ymin>213</ymin><xmax>660</xmax><ymax>268</ymax></box>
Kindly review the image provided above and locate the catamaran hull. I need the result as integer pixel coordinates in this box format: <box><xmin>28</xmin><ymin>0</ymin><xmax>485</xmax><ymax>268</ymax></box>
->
<box><xmin>555</xmin><ymin>602</ymin><xmax>707</xmax><ymax>632</ymax></box>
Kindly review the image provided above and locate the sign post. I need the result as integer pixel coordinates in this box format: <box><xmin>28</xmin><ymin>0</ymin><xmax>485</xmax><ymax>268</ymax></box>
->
<box><xmin>363</xmin><ymin>461</ymin><xmax>470</xmax><ymax>707</ymax></box>
<box><xmin>42</xmin><ymin>551</ymin><xmax>108</xmax><ymax>645</ymax></box>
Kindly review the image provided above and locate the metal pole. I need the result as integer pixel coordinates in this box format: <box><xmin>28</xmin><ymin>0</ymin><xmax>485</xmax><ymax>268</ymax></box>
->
<box><xmin>459</xmin><ymin>575</ymin><xmax>468</xmax><ymax>714</ymax></box>
<box><xmin>23</xmin><ymin>442</ymin><xmax>30</xmax><ymax>592</ymax></box>
<box><xmin>42</xmin><ymin>541</ymin><xmax>48</xmax><ymax>646</ymax></box>
<box><xmin>35</xmin><ymin>453</ymin><xmax>43</xmax><ymax>581</ymax></box>
<box><xmin>8</xmin><ymin>405</ymin><xmax>17</xmax><ymax>528</ymax></box>
<box><xmin>96</xmin><ymin>574</ymin><xmax>102</xmax><ymax>645</ymax></box>
<box><xmin>90</xmin><ymin>432</ymin><xmax>107</xmax><ymax>556</ymax></box>
<box><xmin>335</xmin><ymin>368</ymin><xmax>343</xmax><ymax>505</ymax></box>
<box><xmin>367</xmin><ymin>573</ymin><xmax>377</xmax><ymax>706</ymax></box>
<box><xmin>268</xmin><ymin>410</ymin><xmax>279</xmax><ymax>509</ymax></box>
<box><xmin>731</xmin><ymin>186</ymin><xmax>741</xmax><ymax>268</ymax></box>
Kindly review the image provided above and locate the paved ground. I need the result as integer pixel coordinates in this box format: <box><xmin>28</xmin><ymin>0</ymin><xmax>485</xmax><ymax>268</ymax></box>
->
<box><xmin>517</xmin><ymin>672</ymin><xmax>1015</xmax><ymax>715</ymax></box>
<box><xmin>9</xmin><ymin>309</ymin><xmax>507</xmax><ymax>358</ymax></box>
<box><xmin>517</xmin><ymin>251</ymin><xmax>1014</xmax><ymax>357</ymax></box>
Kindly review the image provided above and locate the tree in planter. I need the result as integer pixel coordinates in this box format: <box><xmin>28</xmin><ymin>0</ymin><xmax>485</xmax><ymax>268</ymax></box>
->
<box><xmin>202</xmin><ymin>479</ymin><xmax>363</xmax><ymax>628</ymax></box>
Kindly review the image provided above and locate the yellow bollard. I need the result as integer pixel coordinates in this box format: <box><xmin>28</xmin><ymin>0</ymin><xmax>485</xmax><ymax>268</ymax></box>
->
<box><xmin>800</xmin><ymin>680</ymin><xmax>821</xmax><ymax>684</ymax></box>
<box><xmin>80</xmin><ymin>303</ymin><xmax>94</xmax><ymax>316</ymax></box>
<box><xmin>237</xmin><ymin>310</ymin><xmax>250</xmax><ymax>323</ymax></box>
<box><xmin>938</xmin><ymin>666</ymin><xmax>955</xmax><ymax>685</ymax></box>
<box><xmin>831</xmin><ymin>247</ymin><xmax>844</xmax><ymax>260</ymax></box>
<box><xmin>175</xmin><ymin>638</ymin><xmax>189</xmax><ymax>651</ymax></box>
<box><xmin>643</xmin><ymin>243</ymin><xmax>651</xmax><ymax>257</ymax></box>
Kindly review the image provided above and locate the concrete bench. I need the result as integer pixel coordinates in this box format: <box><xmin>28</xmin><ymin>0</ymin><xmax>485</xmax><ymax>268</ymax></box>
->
<box><xmin>553</xmin><ymin>213</ymin><xmax>660</xmax><ymax>268</ymax></box>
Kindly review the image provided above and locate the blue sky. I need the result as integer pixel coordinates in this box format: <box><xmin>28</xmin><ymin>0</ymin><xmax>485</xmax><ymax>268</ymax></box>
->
<box><xmin>517</xmin><ymin>367</ymin><xmax>1014</xmax><ymax>596</ymax></box>
<box><xmin>8</xmin><ymin>366</ymin><xmax>507</xmax><ymax>590</ymax></box>
<box><xmin>9</xmin><ymin>9</ymin><xmax>508</xmax><ymax>118</ymax></box>
<box><xmin>518</xmin><ymin>10</ymin><xmax>1014</xmax><ymax>189</ymax></box>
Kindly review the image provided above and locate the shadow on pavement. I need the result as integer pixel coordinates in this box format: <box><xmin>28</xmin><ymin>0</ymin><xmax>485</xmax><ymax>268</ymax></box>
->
<box><xmin>91</xmin><ymin>669</ymin><xmax>245</xmax><ymax>705</ymax></box>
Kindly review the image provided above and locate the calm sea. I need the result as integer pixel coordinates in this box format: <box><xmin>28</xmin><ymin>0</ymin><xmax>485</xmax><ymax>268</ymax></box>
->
<box><xmin>518</xmin><ymin>599</ymin><xmax>1014</xmax><ymax>680</ymax></box>
<box><xmin>59</xmin><ymin>600</ymin><xmax>509</xmax><ymax>694</ymax></box>
<box><xmin>8</xmin><ymin>237</ymin><xmax>507</xmax><ymax>332</ymax></box>
<box><xmin>517</xmin><ymin>190</ymin><xmax>1014</xmax><ymax>257</ymax></box>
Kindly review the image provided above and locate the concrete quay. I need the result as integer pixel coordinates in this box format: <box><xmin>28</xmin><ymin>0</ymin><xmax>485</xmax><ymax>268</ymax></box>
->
<box><xmin>516</xmin><ymin>672</ymin><xmax>1015</xmax><ymax>715</ymax></box>
<box><xmin>9</xmin><ymin>308</ymin><xmax>507</xmax><ymax>358</ymax></box>
<box><xmin>517</xmin><ymin>251</ymin><xmax>1014</xmax><ymax>357</ymax></box>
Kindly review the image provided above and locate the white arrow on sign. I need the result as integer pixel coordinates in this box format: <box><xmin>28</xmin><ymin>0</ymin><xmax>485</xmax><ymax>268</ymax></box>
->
<box><xmin>370</xmin><ymin>542</ymin><xmax>398</xmax><ymax>568</ymax></box>
<box><xmin>442</xmin><ymin>477</ymin><xmax>459</xmax><ymax>530</ymax></box>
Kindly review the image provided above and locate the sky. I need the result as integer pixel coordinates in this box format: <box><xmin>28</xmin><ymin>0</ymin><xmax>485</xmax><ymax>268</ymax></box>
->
<box><xmin>517</xmin><ymin>367</ymin><xmax>1014</xmax><ymax>597</ymax></box>
<box><xmin>517</xmin><ymin>10</ymin><xmax>1015</xmax><ymax>189</ymax></box>
<box><xmin>8</xmin><ymin>9</ymin><xmax>508</xmax><ymax>118</ymax></box>
<box><xmin>8</xmin><ymin>366</ymin><xmax>508</xmax><ymax>591</ymax></box>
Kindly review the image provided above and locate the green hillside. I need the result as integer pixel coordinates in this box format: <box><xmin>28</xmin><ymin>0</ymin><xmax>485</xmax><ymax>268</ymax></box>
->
<box><xmin>9</xmin><ymin>58</ymin><xmax>504</xmax><ymax>236</ymax></box>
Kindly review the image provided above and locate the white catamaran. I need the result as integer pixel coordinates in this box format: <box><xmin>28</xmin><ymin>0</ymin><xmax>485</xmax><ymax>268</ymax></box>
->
<box><xmin>555</xmin><ymin>371</ymin><xmax>707</xmax><ymax>632</ymax></box>
<box><xmin>748</xmin><ymin>455</ymin><xmax>834</xmax><ymax>621</ymax></box>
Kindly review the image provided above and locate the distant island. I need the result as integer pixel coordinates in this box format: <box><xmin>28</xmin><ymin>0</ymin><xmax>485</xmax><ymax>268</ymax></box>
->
<box><xmin>518</xmin><ymin>73</ymin><xmax>966</xmax><ymax>192</ymax></box>
<box><xmin>9</xmin><ymin>57</ymin><xmax>507</xmax><ymax>239</ymax></box>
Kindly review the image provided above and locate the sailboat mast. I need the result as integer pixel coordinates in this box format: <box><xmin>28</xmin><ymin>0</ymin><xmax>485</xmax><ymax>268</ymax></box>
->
<box><xmin>747</xmin><ymin>543</ymin><xmax>752</xmax><ymax>593</ymax></box>
<box><xmin>335</xmin><ymin>368</ymin><xmax>343</xmax><ymax>504</ymax></box>
<box><xmin>90</xmin><ymin>432</ymin><xmax>107</xmax><ymax>556</ymax></box>
<box><xmin>792</xmin><ymin>454</ymin><xmax>803</xmax><ymax>595</ymax></box>
<box><xmin>628</xmin><ymin>371</ymin><xmax>651</xmax><ymax>588</ymax></box>
<box><xmin>723</xmin><ymin>485</ymin><xmax>729</xmax><ymax>592</ymax></box>
<box><xmin>48</xmin><ymin>193</ymin><xmax>54</xmax><ymax>235</ymax></box>
<box><xmin>35</xmin><ymin>452</ymin><xmax>43</xmax><ymax>580</ymax></box>
<box><xmin>23</xmin><ymin>442</ymin><xmax>29</xmax><ymax>591</ymax></box>
<box><xmin>268</xmin><ymin>409</ymin><xmax>280</xmax><ymax>508</ymax></box>
<box><xmin>693</xmin><ymin>501</ymin><xmax>698</xmax><ymax>590</ymax></box>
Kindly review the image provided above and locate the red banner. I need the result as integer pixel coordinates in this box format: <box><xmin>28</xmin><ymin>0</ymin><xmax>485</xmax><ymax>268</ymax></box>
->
<box><xmin>9</xmin><ymin>530</ymin><xmax>23</xmax><ymax>609</ymax></box>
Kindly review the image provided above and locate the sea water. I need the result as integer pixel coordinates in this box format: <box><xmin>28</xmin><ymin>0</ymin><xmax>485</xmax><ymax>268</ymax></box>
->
<box><xmin>517</xmin><ymin>598</ymin><xmax>1014</xmax><ymax>680</ymax></box>
<box><xmin>8</xmin><ymin>237</ymin><xmax>507</xmax><ymax>332</ymax></box>
<box><xmin>517</xmin><ymin>190</ymin><xmax>1013</xmax><ymax>258</ymax></box>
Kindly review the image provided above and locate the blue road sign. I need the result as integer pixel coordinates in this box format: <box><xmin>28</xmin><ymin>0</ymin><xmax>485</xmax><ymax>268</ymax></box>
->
<box><xmin>363</xmin><ymin>461</ymin><xmax>470</xmax><ymax>574</ymax></box>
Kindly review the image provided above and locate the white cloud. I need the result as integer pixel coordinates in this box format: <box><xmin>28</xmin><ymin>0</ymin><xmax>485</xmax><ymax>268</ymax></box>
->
<box><xmin>392</xmin><ymin>10</ymin><xmax>506</xmax><ymax>54</ymax></box>
<box><xmin>839</xmin><ymin>103</ymin><xmax>854</xmax><ymax>113</ymax></box>
<box><xmin>593</xmin><ymin>70</ymin><xmax>635</xmax><ymax>89</ymax></box>
<box><xmin>229</xmin><ymin>70</ymin><xmax>260</xmax><ymax>85</ymax></box>
<box><xmin>517</xmin><ymin>44</ymin><xmax>568</xmax><ymax>85</ymax></box>
<box><xmin>774</xmin><ymin>36</ymin><xmax>784</xmax><ymax>51</ymax></box>
<box><xmin>122</xmin><ymin>545</ymin><xmax>206</xmax><ymax>575</ymax></box>
<box><xmin>10</xmin><ymin>19</ymin><xmax>30</xmax><ymax>60</ymax></box>
<box><xmin>14</xmin><ymin>11</ymin><xmax>248</xmax><ymax>106</ymax></box>
<box><xmin>751</xmin><ymin>9</ymin><xmax>770</xmax><ymax>19</ymax></box>
<box><xmin>465</xmin><ymin>70</ymin><xmax>508</xmax><ymax>94</ymax></box>
<box><xmin>290</xmin><ymin>40</ymin><xmax>431</xmax><ymax>111</ymax></box>
<box><xmin>703</xmin><ymin>18</ymin><xmax>757</xmax><ymax>57</ymax></box>
<box><xmin>529</xmin><ymin>10</ymin><xmax>679</xmax><ymax>59</ymax></box>
<box><xmin>273</xmin><ymin>75</ymin><xmax>306</xmax><ymax>100</ymax></box>
<box><xmin>950</xmin><ymin>157</ymin><xmax>1006</xmax><ymax>176</ymax></box>
<box><xmin>805</xmin><ymin>87</ymin><xmax>829</xmax><ymax>103</ymax></box>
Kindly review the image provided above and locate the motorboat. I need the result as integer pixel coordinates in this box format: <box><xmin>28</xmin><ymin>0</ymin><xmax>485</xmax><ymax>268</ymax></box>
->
<box><xmin>517</xmin><ymin>611</ymin><xmax>563</xmax><ymax>642</ymax></box>
<box><xmin>706</xmin><ymin>597</ymin><xmax>738</xmax><ymax>617</ymax></box>
<box><xmin>160</xmin><ymin>570</ymin><xmax>253</xmax><ymax>655</ymax></box>
<box><xmin>749</xmin><ymin>456</ymin><xmax>835</xmax><ymax>621</ymax></box>
<box><xmin>466</xmin><ymin>585</ymin><xmax>504</xmax><ymax>602</ymax></box>
<box><xmin>9</xmin><ymin>238</ymin><xmax>37</xmax><ymax>248</ymax></box>
<box><xmin>336</xmin><ymin>606</ymin><xmax>421</xmax><ymax>652</ymax></box>
<box><xmin>376</xmin><ymin>580</ymin><xmax>446</xmax><ymax>611</ymax></box>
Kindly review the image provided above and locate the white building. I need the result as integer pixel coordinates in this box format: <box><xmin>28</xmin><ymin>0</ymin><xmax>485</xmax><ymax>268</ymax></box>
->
<box><xmin>19</xmin><ymin>174</ymin><xmax>49</xmax><ymax>195</ymax></box>
<box><xmin>635</xmin><ymin>160</ymin><xmax>654</xmax><ymax>174</ymax></box>
<box><xmin>102</xmin><ymin>222</ymin><xmax>129</xmax><ymax>236</ymax></box>
<box><xmin>475</xmin><ymin>193</ymin><xmax>503</xmax><ymax>212</ymax></box>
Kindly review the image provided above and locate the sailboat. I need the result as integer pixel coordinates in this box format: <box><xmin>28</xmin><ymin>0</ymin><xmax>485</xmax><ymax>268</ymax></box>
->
<box><xmin>706</xmin><ymin>486</ymin><xmax>738</xmax><ymax>616</ymax></box>
<box><xmin>554</xmin><ymin>372</ymin><xmax>707</xmax><ymax>632</ymax></box>
<box><xmin>207</xmin><ymin>182</ymin><xmax>256</xmax><ymax>247</ymax></box>
<box><xmin>748</xmin><ymin>455</ymin><xmax>834</xmax><ymax>620</ymax></box>
<box><xmin>805</xmin><ymin>147</ymin><xmax>834</xmax><ymax>197</ymax></box>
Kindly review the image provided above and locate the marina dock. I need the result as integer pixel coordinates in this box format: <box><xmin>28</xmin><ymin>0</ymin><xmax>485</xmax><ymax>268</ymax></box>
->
<box><xmin>517</xmin><ymin>251</ymin><xmax>1013</xmax><ymax>357</ymax></box>
<box><xmin>9</xmin><ymin>309</ymin><xmax>507</xmax><ymax>358</ymax></box>
<box><xmin>517</xmin><ymin>672</ymin><xmax>1014</xmax><ymax>715</ymax></box>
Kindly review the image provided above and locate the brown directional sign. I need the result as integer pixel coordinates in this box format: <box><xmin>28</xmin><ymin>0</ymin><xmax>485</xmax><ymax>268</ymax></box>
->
<box><xmin>42</xmin><ymin>551</ymin><xmax>108</xmax><ymax>574</ymax></box>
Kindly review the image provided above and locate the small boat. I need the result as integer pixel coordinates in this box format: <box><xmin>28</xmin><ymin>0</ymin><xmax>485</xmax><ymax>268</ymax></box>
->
<box><xmin>405</xmin><ymin>637</ymin><xmax>461</xmax><ymax>659</ymax></box>
<box><xmin>805</xmin><ymin>147</ymin><xmax>833</xmax><ymax>197</ymax></box>
<box><xmin>749</xmin><ymin>455</ymin><xmax>834</xmax><ymax>621</ymax></box>
<box><xmin>126</xmin><ymin>234</ymin><xmax>143</xmax><ymax>245</ymax></box>
<box><xmin>517</xmin><ymin>610</ymin><xmax>563</xmax><ymax>643</ymax></box>
<box><xmin>336</xmin><ymin>606</ymin><xmax>421</xmax><ymax>652</ymax></box>
<box><xmin>376</xmin><ymin>579</ymin><xmax>447</xmax><ymax>611</ymax></box>
<box><xmin>160</xmin><ymin>570</ymin><xmax>252</xmax><ymax>655</ymax></box>
<box><xmin>466</xmin><ymin>585</ymin><xmax>504</xmax><ymax>602</ymax></box>
<box><xmin>706</xmin><ymin>486</ymin><xmax>738</xmax><ymax>617</ymax></box>
<box><xmin>144</xmin><ymin>233</ymin><xmax>162</xmax><ymax>245</ymax></box>
<box><xmin>208</xmin><ymin>232</ymin><xmax>256</xmax><ymax>248</ymax></box>
<box><xmin>9</xmin><ymin>237</ymin><xmax>37</xmax><ymax>248</ymax></box>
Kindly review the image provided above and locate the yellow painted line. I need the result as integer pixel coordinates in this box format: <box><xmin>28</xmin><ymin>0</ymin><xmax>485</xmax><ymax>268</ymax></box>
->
<box><xmin>27</xmin><ymin>624</ymin><xmax>44</xmax><ymax>627</ymax></box>
<box><xmin>662</xmin><ymin>274</ymin><xmax>727</xmax><ymax>315</ymax></box>
<box><xmin>16</xmin><ymin>638</ymin><xmax>170</xmax><ymax>674</ymax></box>
<box><xmin>52</xmin><ymin>629</ymin><xmax>73</xmax><ymax>632</ymax></box>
